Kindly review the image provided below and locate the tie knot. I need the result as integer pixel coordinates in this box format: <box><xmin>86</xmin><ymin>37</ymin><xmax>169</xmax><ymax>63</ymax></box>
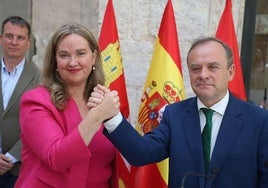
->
<box><xmin>201</xmin><ymin>108</ymin><xmax>214</xmax><ymax>120</ymax></box>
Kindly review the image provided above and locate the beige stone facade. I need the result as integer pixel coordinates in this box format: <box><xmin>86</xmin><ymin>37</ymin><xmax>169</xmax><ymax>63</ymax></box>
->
<box><xmin>0</xmin><ymin>0</ymin><xmax>245</xmax><ymax>125</ymax></box>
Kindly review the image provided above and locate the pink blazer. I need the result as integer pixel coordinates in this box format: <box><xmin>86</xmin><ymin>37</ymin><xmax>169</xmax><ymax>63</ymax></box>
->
<box><xmin>15</xmin><ymin>87</ymin><xmax>117</xmax><ymax>188</ymax></box>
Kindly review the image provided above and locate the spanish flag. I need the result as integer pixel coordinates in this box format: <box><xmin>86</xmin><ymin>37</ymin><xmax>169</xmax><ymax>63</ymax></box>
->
<box><xmin>216</xmin><ymin>0</ymin><xmax>247</xmax><ymax>100</ymax></box>
<box><xmin>132</xmin><ymin>0</ymin><xmax>185</xmax><ymax>187</ymax></box>
<box><xmin>98</xmin><ymin>0</ymin><xmax>131</xmax><ymax>187</ymax></box>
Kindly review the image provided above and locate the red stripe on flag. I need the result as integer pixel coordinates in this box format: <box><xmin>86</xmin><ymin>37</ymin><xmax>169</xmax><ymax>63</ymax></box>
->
<box><xmin>109</xmin><ymin>74</ymin><xmax>130</xmax><ymax>117</ymax></box>
<box><xmin>216</xmin><ymin>0</ymin><xmax>247</xmax><ymax>100</ymax></box>
<box><xmin>158</xmin><ymin>0</ymin><xmax>182</xmax><ymax>73</ymax></box>
<box><xmin>99</xmin><ymin>0</ymin><xmax>130</xmax><ymax>117</ymax></box>
<box><xmin>99</xmin><ymin>1</ymin><xmax>131</xmax><ymax>187</ymax></box>
<box><xmin>131</xmin><ymin>164</ymin><xmax>167</xmax><ymax>188</ymax></box>
<box><xmin>99</xmin><ymin>0</ymin><xmax>117</xmax><ymax>50</ymax></box>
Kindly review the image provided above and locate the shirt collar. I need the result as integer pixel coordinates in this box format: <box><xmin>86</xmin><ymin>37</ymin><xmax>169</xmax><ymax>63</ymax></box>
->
<box><xmin>197</xmin><ymin>91</ymin><xmax>229</xmax><ymax>115</ymax></box>
<box><xmin>2</xmin><ymin>58</ymin><xmax>26</xmax><ymax>73</ymax></box>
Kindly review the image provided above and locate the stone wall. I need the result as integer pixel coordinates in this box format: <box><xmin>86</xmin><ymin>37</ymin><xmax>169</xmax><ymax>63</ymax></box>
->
<box><xmin>0</xmin><ymin>0</ymin><xmax>245</xmax><ymax>125</ymax></box>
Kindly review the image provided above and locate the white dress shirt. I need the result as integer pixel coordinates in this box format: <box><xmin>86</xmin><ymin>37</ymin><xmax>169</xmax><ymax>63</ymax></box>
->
<box><xmin>197</xmin><ymin>91</ymin><xmax>229</xmax><ymax>159</ymax></box>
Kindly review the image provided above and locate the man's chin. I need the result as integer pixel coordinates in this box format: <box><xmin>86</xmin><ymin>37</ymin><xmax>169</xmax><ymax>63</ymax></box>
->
<box><xmin>194</xmin><ymin>87</ymin><xmax>213</xmax><ymax>94</ymax></box>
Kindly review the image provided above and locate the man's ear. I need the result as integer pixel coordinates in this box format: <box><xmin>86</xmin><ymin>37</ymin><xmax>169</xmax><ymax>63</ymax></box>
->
<box><xmin>228</xmin><ymin>64</ymin><xmax>235</xmax><ymax>81</ymax></box>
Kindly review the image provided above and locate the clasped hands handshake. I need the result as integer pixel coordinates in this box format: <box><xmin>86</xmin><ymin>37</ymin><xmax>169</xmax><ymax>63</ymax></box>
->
<box><xmin>87</xmin><ymin>84</ymin><xmax>120</xmax><ymax>122</ymax></box>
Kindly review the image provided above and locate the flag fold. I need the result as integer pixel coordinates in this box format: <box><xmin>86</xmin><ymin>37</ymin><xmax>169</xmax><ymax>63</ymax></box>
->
<box><xmin>216</xmin><ymin>0</ymin><xmax>246</xmax><ymax>100</ymax></box>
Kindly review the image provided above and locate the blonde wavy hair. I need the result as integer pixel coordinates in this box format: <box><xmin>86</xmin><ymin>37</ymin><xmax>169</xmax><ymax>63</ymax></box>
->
<box><xmin>41</xmin><ymin>23</ymin><xmax>105</xmax><ymax>110</ymax></box>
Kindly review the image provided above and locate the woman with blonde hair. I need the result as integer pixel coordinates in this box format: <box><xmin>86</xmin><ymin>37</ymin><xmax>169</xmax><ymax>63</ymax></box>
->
<box><xmin>15</xmin><ymin>23</ymin><xmax>120</xmax><ymax>188</ymax></box>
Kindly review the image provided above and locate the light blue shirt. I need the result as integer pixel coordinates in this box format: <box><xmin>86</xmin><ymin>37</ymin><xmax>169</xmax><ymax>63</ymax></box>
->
<box><xmin>1</xmin><ymin>59</ymin><xmax>25</xmax><ymax>110</ymax></box>
<box><xmin>1</xmin><ymin>58</ymin><xmax>25</xmax><ymax>163</ymax></box>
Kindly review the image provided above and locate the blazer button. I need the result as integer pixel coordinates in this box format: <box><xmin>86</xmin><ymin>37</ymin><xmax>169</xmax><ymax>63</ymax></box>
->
<box><xmin>210</xmin><ymin>168</ymin><xmax>218</xmax><ymax>176</ymax></box>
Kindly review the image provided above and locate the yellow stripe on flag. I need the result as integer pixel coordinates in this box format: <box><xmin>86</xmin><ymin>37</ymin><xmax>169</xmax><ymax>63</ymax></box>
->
<box><xmin>157</xmin><ymin>158</ymin><xmax>169</xmax><ymax>184</ymax></box>
<box><xmin>133</xmin><ymin>1</ymin><xmax>185</xmax><ymax>187</ymax></box>
<box><xmin>136</xmin><ymin>38</ymin><xmax>185</xmax><ymax>186</ymax></box>
<box><xmin>137</xmin><ymin>38</ymin><xmax>185</xmax><ymax>134</ymax></box>
<box><xmin>145</xmin><ymin>38</ymin><xmax>185</xmax><ymax>101</ymax></box>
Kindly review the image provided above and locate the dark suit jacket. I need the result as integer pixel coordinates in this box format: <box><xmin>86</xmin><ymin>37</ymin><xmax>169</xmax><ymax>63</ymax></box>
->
<box><xmin>105</xmin><ymin>94</ymin><xmax>268</xmax><ymax>188</ymax></box>
<box><xmin>0</xmin><ymin>61</ymin><xmax>40</xmax><ymax>176</ymax></box>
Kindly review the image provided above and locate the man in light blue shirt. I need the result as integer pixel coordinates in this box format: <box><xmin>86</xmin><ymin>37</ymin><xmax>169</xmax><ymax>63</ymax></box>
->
<box><xmin>0</xmin><ymin>16</ymin><xmax>40</xmax><ymax>188</ymax></box>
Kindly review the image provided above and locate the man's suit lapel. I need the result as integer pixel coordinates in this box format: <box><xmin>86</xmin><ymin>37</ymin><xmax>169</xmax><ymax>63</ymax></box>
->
<box><xmin>206</xmin><ymin>95</ymin><xmax>243</xmax><ymax>187</ymax></box>
<box><xmin>183</xmin><ymin>98</ymin><xmax>206</xmax><ymax>174</ymax></box>
<box><xmin>0</xmin><ymin>63</ymin><xmax>4</xmax><ymax>115</ymax></box>
<box><xmin>4</xmin><ymin>62</ymin><xmax>37</xmax><ymax>114</ymax></box>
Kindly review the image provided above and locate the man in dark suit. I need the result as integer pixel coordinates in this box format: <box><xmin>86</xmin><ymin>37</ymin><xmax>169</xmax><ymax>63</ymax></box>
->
<box><xmin>89</xmin><ymin>37</ymin><xmax>268</xmax><ymax>188</ymax></box>
<box><xmin>0</xmin><ymin>16</ymin><xmax>40</xmax><ymax>188</ymax></box>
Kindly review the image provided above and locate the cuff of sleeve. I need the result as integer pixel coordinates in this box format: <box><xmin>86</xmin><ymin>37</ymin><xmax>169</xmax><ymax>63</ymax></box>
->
<box><xmin>5</xmin><ymin>152</ymin><xmax>19</xmax><ymax>163</ymax></box>
<box><xmin>103</xmin><ymin>112</ymin><xmax>123</xmax><ymax>133</ymax></box>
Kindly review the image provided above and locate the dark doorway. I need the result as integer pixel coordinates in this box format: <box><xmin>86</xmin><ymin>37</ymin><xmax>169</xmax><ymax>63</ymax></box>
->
<box><xmin>241</xmin><ymin>0</ymin><xmax>268</xmax><ymax>109</ymax></box>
